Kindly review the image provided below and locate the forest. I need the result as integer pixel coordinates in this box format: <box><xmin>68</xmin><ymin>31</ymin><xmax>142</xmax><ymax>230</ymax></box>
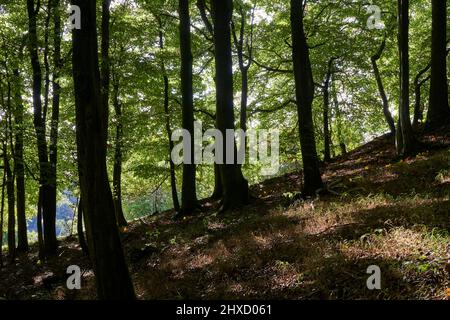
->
<box><xmin>0</xmin><ymin>0</ymin><xmax>449</xmax><ymax>301</ymax></box>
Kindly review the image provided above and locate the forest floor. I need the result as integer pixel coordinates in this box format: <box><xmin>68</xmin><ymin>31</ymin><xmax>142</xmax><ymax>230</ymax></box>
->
<box><xmin>1</xmin><ymin>125</ymin><xmax>450</xmax><ymax>300</ymax></box>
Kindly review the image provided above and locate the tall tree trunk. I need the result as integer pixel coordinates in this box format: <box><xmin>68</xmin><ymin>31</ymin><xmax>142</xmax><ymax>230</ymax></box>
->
<box><xmin>211</xmin><ymin>0</ymin><xmax>249</xmax><ymax>212</ymax></box>
<box><xmin>3</xmin><ymin>147</ymin><xmax>15</xmax><ymax>263</ymax></box>
<box><xmin>71</xmin><ymin>0</ymin><xmax>135</xmax><ymax>299</ymax></box>
<box><xmin>179</xmin><ymin>0</ymin><xmax>198</xmax><ymax>214</ymax></box>
<box><xmin>323</xmin><ymin>57</ymin><xmax>336</xmax><ymax>162</ymax></box>
<box><xmin>112</xmin><ymin>79</ymin><xmax>128</xmax><ymax>227</ymax></box>
<box><xmin>13</xmin><ymin>69</ymin><xmax>28</xmax><ymax>253</ymax></box>
<box><xmin>157</xmin><ymin>23</ymin><xmax>180</xmax><ymax>212</ymax></box>
<box><xmin>0</xmin><ymin>166</ymin><xmax>5</xmax><ymax>267</ymax></box>
<box><xmin>46</xmin><ymin>0</ymin><xmax>62</xmax><ymax>256</ymax></box>
<box><xmin>290</xmin><ymin>0</ymin><xmax>324</xmax><ymax>196</ymax></box>
<box><xmin>27</xmin><ymin>0</ymin><xmax>57</xmax><ymax>257</ymax></box>
<box><xmin>426</xmin><ymin>0</ymin><xmax>449</xmax><ymax>129</ymax></box>
<box><xmin>371</xmin><ymin>37</ymin><xmax>396</xmax><ymax>136</ymax></box>
<box><xmin>396</xmin><ymin>0</ymin><xmax>415</xmax><ymax>157</ymax></box>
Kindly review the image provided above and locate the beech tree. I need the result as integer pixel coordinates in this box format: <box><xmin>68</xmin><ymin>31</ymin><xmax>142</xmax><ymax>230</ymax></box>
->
<box><xmin>211</xmin><ymin>0</ymin><xmax>249</xmax><ymax>212</ymax></box>
<box><xmin>178</xmin><ymin>0</ymin><xmax>198</xmax><ymax>215</ymax></box>
<box><xmin>71</xmin><ymin>0</ymin><xmax>135</xmax><ymax>299</ymax></box>
<box><xmin>290</xmin><ymin>0</ymin><xmax>324</xmax><ymax>196</ymax></box>
<box><xmin>396</xmin><ymin>0</ymin><xmax>415</xmax><ymax>157</ymax></box>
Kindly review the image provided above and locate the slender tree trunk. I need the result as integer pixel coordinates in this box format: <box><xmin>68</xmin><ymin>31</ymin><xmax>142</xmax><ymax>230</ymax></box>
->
<box><xmin>163</xmin><ymin>73</ymin><xmax>180</xmax><ymax>212</ymax></box>
<box><xmin>290</xmin><ymin>0</ymin><xmax>324</xmax><ymax>196</ymax></box>
<box><xmin>46</xmin><ymin>0</ymin><xmax>62</xmax><ymax>256</ymax></box>
<box><xmin>332</xmin><ymin>74</ymin><xmax>346</xmax><ymax>155</ymax></box>
<box><xmin>3</xmin><ymin>147</ymin><xmax>15</xmax><ymax>263</ymax></box>
<box><xmin>37</xmin><ymin>190</ymin><xmax>44</xmax><ymax>260</ymax></box>
<box><xmin>426</xmin><ymin>0</ymin><xmax>449</xmax><ymax>129</ymax></box>
<box><xmin>77</xmin><ymin>198</ymin><xmax>89</xmax><ymax>256</ymax></box>
<box><xmin>396</xmin><ymin>0</ymin><xmax>415</xmax><ymax>157</ymax></box>
<box><xmin>179</xmin><ymin>0</ymin><xmax>198</xmax><ymax>214</ymax></box>
<box><xmin>43</xmin><ymin>0</ymin><xmax>51</xmax><ymax>127</ymax></box>
<box><xmin>71</xmin><ymin>0</ymin><xmax>135</xmax><ymax>299</ymax></box>
<box><xmin>323</xmin><ymin>58</ymin><xmax>336</xmax><ymax>162</ymax></box>
<box><xmin>157</xmin><ymin>21</ymin><xmax>180</xmax><ymax>212</ymax></box>
<box><xmin>0</xmin><ymin>166</ymin><xmax>5</xmax><ymax>268</ymax></box>
<box><xmin>371</xmin><ymin>38</ymin><xmax>396</xmax><ymax>136</ymax></box>
<box><xmin>211</xmin><ymin>0</ymin><xmax>249</xmax><ymax>212</ymax></box>
<box><xmin>231</xmin><ymin>6</ymin><xmax>253</xmax><ymax>134</ymax></box>
<box><xmin>413</xmin><ymin>65</ymin><xmax>431</xmax><ymax>129</ymax></box>
<box><xmin>112</xmin><ymin>80</ymin><xmax>128</xmax><ymax>227</ymax></box>
<box><xmin>13</xmin><ymin>69</ymin><xmax>28</xmax><ymax>253</ymax></box>
<box><xmin>27</xmin><ymin>0</ymin><xmax>57</xmax><ymax>257</ymax></box>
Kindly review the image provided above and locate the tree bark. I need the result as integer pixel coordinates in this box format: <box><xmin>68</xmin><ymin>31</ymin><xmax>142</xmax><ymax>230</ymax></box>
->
<box><xmin>179</xmin><ymin>0</ymin><xmax>198</xmax><ymax>214</ymax></box>
<box><xmin>211</xmin><ymin>163</ymin><xmax>223</xmax><ymax>200</ymax></box>
<box><xmin>371</xmin><ymin>37</ymin><xmax>396</xmax><ymax>136</ymax></box>
<box><xmin>37</xmin><ymin>189</ymin><xmax>44</xmax><ymax>260</ymax></box>
<box><xmin>426</xmin><ymin>0</ymin><xmax>449</xmax><ymax>129</ymax></box>
<box><xmin>396</xmin><ymin>0</ymin><xmax>415</xmax><ymax>157</ymax></box>
<box><xmin>211</xmin><ymin>0</ymin><xmax>249</xmax><ymax>212</ymax></box>
<box><xmin>71</xmin><ymin>0</ymin><xmax>135</xmax><ymax>299</ymax></box>
<box><xmin>290</xmin><ymin>0</ymin><xmax>324</xmax><ymax>196</ymax></box>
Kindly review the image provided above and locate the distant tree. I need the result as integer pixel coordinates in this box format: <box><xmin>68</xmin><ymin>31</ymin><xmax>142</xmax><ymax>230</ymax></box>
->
<box><xmin>371</xmin><ymin>36</ymin><xmax>396</xmax><ymax>136</ymax></box>
<box><xmin>156</xmin><ymin>17</ymin><xmax>180</xmax><ymax>212</ymax></box>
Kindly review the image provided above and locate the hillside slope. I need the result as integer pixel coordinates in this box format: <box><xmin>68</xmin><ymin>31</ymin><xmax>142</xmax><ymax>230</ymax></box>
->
<box><xmin>1</xmin><ymin>127</ymin><xmax>450</xmax><ymax>300</ymax></box>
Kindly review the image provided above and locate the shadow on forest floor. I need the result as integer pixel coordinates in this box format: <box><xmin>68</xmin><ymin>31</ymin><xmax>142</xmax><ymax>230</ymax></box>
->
<box><xmin>1</xmin><ymin>125</ymin><xmax>449</xmax><ymax>300</ymax></box>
